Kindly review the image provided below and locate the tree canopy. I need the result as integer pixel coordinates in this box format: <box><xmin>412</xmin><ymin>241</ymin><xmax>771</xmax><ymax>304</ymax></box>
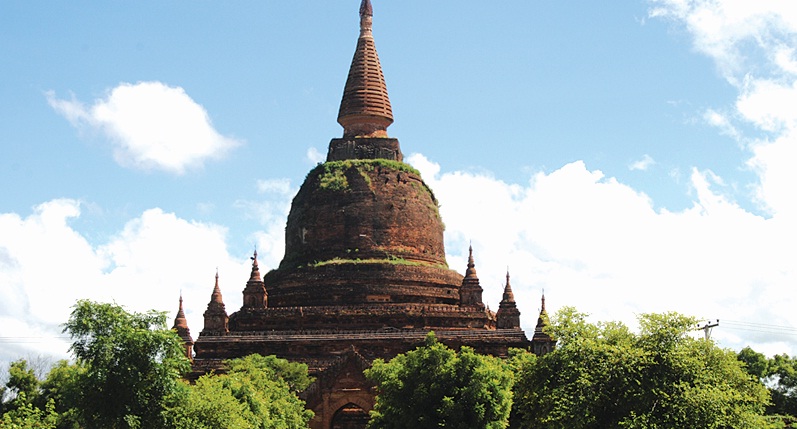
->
<box><xmin>512</xmin><ymin>308</ymin><xmax>771</xmax><ymax>429</ymax></box>
<box><xmin>365</xmin><ymin>332</ymin><xmax>514</xmax><ymax>429</ymax></box>
<box><xmin>63</xmin><ymin>299</ymin><xmax>191</xmax><ymax>429</ymax></box>
<box><xmin>164</xmin><ymin>354</ymin><xmax>314</xmax><ymax>429</ymax></box>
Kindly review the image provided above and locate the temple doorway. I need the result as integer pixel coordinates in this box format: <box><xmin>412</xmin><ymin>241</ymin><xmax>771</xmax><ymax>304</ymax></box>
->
<box><xmin>331</xmin><ymin>402</ymin><xmax>369</xmax><ymax>429</ymax></box>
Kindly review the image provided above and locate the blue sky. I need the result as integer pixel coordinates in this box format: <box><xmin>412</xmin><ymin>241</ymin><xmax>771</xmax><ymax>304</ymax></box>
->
<box><xmin>2</xmin><ymin>1</ymin><xmax>796</xmax><ymax>365</ymax></box>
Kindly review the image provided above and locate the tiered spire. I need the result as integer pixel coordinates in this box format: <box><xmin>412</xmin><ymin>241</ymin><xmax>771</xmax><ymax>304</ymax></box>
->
<box><xmin>502</xmin><ymin>270</ymin><xmax>515</xmax><ymax>303</ymax></box>
<box><xmin>242</xmin><ymin>250</ymin><xmax>268</xmax><ymax>309</ymax></box>
<box><xmin>337</xmin><ymin>0</ymin><xmax>394</xmax><ymax>138</ymax></box>
<box><xmin>460</xmin><ymin>245</ymin><xmax>485</xmax><ymax>308</ymax></box>
<box><xmin>172</xmin><ymin>294</ymin><xmax>194</xmax><ymax>360</ymax></box>
<box><xmin>496</xmin><ymin>270</ymin><xmax>521</xmax><ymax>329</ymax></box>
<box><xmin>532</xmin><ymin>293</ymin><xmax>556</xmax><ymax>355</ymax></box>
<box><xmin>202</xmin><ymin>270</ymin><xmax>229</xmax><ymax>333</ymax></box>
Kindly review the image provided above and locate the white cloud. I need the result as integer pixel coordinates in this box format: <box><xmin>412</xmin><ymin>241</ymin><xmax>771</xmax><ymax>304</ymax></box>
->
<box><xmin>703</xmin><ymin>108</ymin><xmax>741</xmax><ymax>140</ymax></box>
<box><xmin>47</xmin><ymin>82</ymin><xmax>241</xmax><ymax>174</ymax></box>
<box><xmin>0</xmin><ymin>200</ymin><xmax>263</xmax><ymax>365</ymax></box>
<box><xmin>256</xmin><ymin>178</ymin><xmax>293</xmax><ymax>195</ymax></box>
<box><xmin>306</xmin><ymin>147</ymin><xmax>326</xmax><ymax>164</ymax></box>
<box><xmin>409</xmin><ymin>153</ymin><xmax>797</xmax><ymax>356</ymax></box>
<box><xmin>629</xmin><ymin>154</ymin><xmax>656</xmax><ymax>171</ymax></box>
<box><xmin>650</xmin><ymin>0</ymin><xmax>797</xmax><ymax>217</ymax></box>
<box><xmin>649</xmin><ymin>0</ymin><xmax>797</xmax><ymax>82</ymax></box>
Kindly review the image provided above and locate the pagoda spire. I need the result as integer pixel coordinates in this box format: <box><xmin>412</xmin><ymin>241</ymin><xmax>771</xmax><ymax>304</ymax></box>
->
<box><xmin>249</xmin><ymin>250</ymin><xmax>261</xmax><ymax>282</ymax></box>
<box><xmin>337</xmin><ymin>0</ymin><xmax>394</xmax><ymax>138</ymax></box>
<box><xmin>202</xmin><ymin>270</ymin><xmax>229</xmax><ymax>333</ymax></box>
<box><xmin>532</xmin><ymin>292</ymin><xmax>556</xmax><ymax>355</ymax></box>
<box><xmin>465</xmin><ymin>244</ymin><xmax>478</xmax><ymax>278</ymax></box>
<box><xmin>172</xmin><ymin>293</ymin><xmax>194</xmax><ymax>360</ymax></box>
<box><xmin>460</xmin><ymin>244</ymin><xmax>485</xmax><ymax>308</ymax></box>
<box><xmin>502</xmin><ymin>270</ymin><xmax>515</xmax><ymax>303</ymax></box>
<box><xmin>496</xmin><ymin>269</ymin><xmax>521</xmax><ymax>329</ymax></box>
<box><xmin>211</xmin><ymin>270</ymin><xmax>224</xmax><ymax>304</ymax></box>
<box><xmin>243</xmin><ymin>250</ymin><xmax>268</xmax><ymax>309</ymax></box>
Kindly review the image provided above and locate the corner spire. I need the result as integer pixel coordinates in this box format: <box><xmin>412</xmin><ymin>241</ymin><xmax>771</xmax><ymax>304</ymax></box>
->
<box><xmin>496</xmin><ymin>269</ymin><xmax>520</xmax><ymax>329</ymax></box>
<box><xmin>465</xmin><ymin>244</ymin><xmax>477</xmax><ymax>278</ymax></box>
<box><xmin>211</xmin><ymin>269</ymin><xmax>224</xmax><ymax>304</ymax></box>
<box><xmin>460</xmin><ymin>244</ymin><xmax>484</xmax><ymax>308</ymax></box>
<box><xmin>337</xmin><ymin>0</ymin><xmax>394</xmax><ymax>138</ymax></box>
<box><xmin>532</xmin><ymin>292</ymin><xmax>556</xmax><ymax>355</ymax></box>
<box><xmin>249</xmin><ymin>250</ymin><xmax>261</xmax><ymax>282</ymax></box>
<box><xmin>203</xmin><ymin>270</ymin><xmax>229</xmax><ymax>333</ymax></box>
<box><xmin>173</xmin><ymin>293</ymin><xmax>189</xmax><ymax>330</ymax></box>
<box><xmin>243</xmin><ymin>250</ymin><xmax>268</xmax><ymax>309</ymax></box>
<box><xmin>503</xmin><ymin>270</ymin><xmax>515</xmax><ymax>303</ymax></box>
<box><xmin>172</xmin><ymin>293</ymin><xmax>193</xmax><ymax>360</ymax></box>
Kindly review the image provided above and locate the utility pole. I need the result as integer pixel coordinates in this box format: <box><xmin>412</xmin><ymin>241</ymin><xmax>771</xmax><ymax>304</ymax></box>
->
<box><xmin>697</xmin><ymin>319</ymin><xmax>719</xmax><ymax>340</ymax></box>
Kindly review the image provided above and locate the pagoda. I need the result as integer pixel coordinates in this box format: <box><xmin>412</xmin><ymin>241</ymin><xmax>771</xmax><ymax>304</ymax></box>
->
<box><xmin>180</xmin><ymin>2</ymin><xmax>555</xmax><ymax>428</ymax></box>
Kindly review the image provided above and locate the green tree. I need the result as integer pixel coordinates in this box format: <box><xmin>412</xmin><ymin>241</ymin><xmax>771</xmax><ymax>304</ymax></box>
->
<box><xmin>739</xmin><ymin>348</ymin><xmax>797</xmax><ymax>423</ymax></box>
<box><xmin>767</xmin><ymin>354</ymin><xmax>797</xmax><ymax>419</ymax></box>
<box><xmin>164</xmin><ymin>354</ymin><xmax>314</xmax><ymax>429</ymax></box>
<box><xmin>738</xmin><ymin>346</ymin><xmax>770</xmax><ymax>379</ymax></box>
<box><xmin>0</xmin><ymin>394</ymin><xmax>59</xmax><ymax>429</ymax></box>
<box><xmin>513</xmin><ymin>308</ymin><xmax>771</xmax><ymax>429</ymax></box>
<box><xmin>63</xmin><ymin>299</ymin><xmax>191</xmax><ymax>429</ymax></box>
<box><xmin>3</xmin><ymin>359</ymin><xmax>41</xmax><ymax>411</ymax></box>
<box><xmin>36</xmin><ymin>360</ymin><xmax>85</xmax><ymax>429</ymax></box>
<box><xmin>365</xmin><ymin>332</ymin><xmax>514</xmax><ymax>429</ymax></box>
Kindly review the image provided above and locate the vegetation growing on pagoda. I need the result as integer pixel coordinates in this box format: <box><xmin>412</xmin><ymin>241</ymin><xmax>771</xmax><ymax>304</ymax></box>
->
<box><xmin>306</xmin><ymin>256</ymin><xmax>448</xmax><ymax>270</ymax></box>
<box><xmin>311</xmin><ymin>159</ymin><xmax>422</xmax><ymax>192</ymax></box>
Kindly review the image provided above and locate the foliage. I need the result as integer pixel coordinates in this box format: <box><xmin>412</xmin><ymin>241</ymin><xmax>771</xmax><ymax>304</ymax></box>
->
<box><xmin>63</xmin><ymin>300</ymin><xmax>191</xmax><ymax>429</ymax></box>
<box><xmin>164</xmin><ymin>354</ymin><xmax>314</xmax><ymax>429</ymax></box>
<box><xmin>512</xmin><ymin>308</ymin><xmax>771</xmax><ymax>429</ymax></box>
<box><xmin>738</xmin><ymin>347</ymin><xmax>797</xmax><ymax>424</ymax></box>
<box><xmin>311</xmin><ymin>159</ymin><xmax>423</xmax><ymax>192</ymax></box>
<box><xmin>365</xmin><ymin>332</ymin><xmax>514</xmax><ymax>429</ymax></box>
<box><xmin>37</xmin><ymin>360</ymin><xmax>85</xmax><ymax>429</ymax></box>
<box><xmin>0</xmin><ymin>394</ymin><xmax>59</xmax><ymax>429</ymax></box>
<box><xmin>307</xmin><ymin>257</ymin><xmax>445</xmax><ymax>269</ymax></box>
<box><xmin>2</xmin><ymin>359</ymin><xmax>40</xmax><ymax>412</ymax></box>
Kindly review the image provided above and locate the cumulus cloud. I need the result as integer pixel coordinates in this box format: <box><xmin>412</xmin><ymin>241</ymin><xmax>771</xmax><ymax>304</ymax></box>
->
<box><xmin>306</xmin><ymin>147</ymin><xmax>326</xmax><ymax>164</ymax></box>
<box><xmin>0</xmin><ymin>200</ymin><xmax>261</xmax><ymax>365</ymax></box>
<box><xmin>650</xmin><ymin>0</ymin><xmax>797</xmax><ymax>217</ymax></box>
<box><xmin>47</xmin><ymin>82</ymin><xmax>241</xmax><ymax>174</ymax></box>
<box><xmin>649</xmin><ymin>0</ymin><xmax>797</xmax><ymax>82</ymax></box>
<box><xmin>629</xmin><ymin>154</ymin><xmax>656</xmax><ymax>171</ymax></box>
<box><xmin>409</xmin><ymin>153</ymin><xmax>796</xmax><ymax>356</ymax></box>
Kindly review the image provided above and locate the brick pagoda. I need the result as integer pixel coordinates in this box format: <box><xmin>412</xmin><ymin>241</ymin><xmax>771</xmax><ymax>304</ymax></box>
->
<box><xmin>177</xmin><ymin>2</ymin><xmax>555</xmax><ymax>428</ymax></box>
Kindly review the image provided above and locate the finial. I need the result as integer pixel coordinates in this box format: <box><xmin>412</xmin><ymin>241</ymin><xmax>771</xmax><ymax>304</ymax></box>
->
<box><xmin>465</xmin><ymin>244</ymin><xmax>478</xmax><ymax>278</ymax></box>
<box><xmin>359</xmin><ymin>0</ymin><xmax>374</xmax><ymax>38</ymax></box>
<box><xmin>502</xmin><ymin>269</ymin><xmax>515</xmax><ymax>303</ymax></box>
<box><xmin>337</xmin><ymin>0</ymin><xmax>393</xmax><ymax>137</ymax></box>
<box><xmin>248</xmin><ymin>249</ymin><xmax>262</xmax><ymax>282</ymax></box>
<box><xmin>541</xmin><ymin>292</ymin><xmax>546</xmax><ymax>311</ymax></box>
<box><xmin>360</xmin><ymin>0</ymin><xmax>373</xmax><ymax>17</ymax></box>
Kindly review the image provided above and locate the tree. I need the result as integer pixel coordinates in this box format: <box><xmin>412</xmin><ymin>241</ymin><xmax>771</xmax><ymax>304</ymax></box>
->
<box><xmin>738</xmin><ymin>347</ymin><xmax>797</xmax><ymax>424</ymax></box>
<box><xmin>164</xmin><ymin>354</ymin><xmax>314</xmax><ymax>429</ymax></box>
<box><xmin>0</xmin><ymin>395</ymin><xmax>59</xmax><ymax>429</ymax></box>
<box><xmin>2</xmin><ymin>359</ymin><xmax>41</xmax><ymax>411</ymax></box>
<box><xmin>512</xmin><ymin>308</ymin><xmax>771</xmax><ymax>429</ymax></box>
<box><xmin>36</xmin><ymin>360</ymin><xmax>85</xmax><ymax>429</ymax></box>
<box><xmin>63</xmin><ymin>300</ymin><xmax>191</xmax><ymax>429</ymax></box>
<box><xmin>365</xmin><ymin>332</ymin><xmax>514</xmax><ymax>429</ymax></box>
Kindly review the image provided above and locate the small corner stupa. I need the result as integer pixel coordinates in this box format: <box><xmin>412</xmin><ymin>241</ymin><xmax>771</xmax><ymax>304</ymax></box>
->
<box><xmin>180</xmin><ymin>2</ymin><xmax>552</xmax><ymax>428</ymax></box>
